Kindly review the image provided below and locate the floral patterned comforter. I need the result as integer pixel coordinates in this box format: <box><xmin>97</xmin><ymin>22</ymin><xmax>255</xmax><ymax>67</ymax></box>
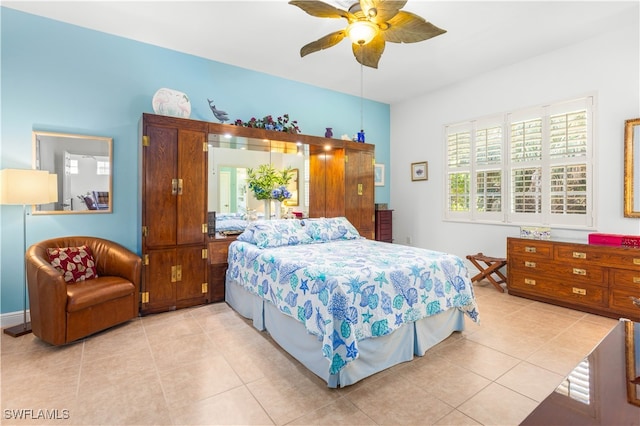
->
<box><xmin>226</xmin><ymin>238</ymin><xmax>480</xmax><ymax>375</ymax></box>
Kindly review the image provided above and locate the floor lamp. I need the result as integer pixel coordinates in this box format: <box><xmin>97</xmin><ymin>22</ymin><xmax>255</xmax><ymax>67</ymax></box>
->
<box><xmin>1</xmin><ymin>169</ymin><xmax>58</xmax><ymax>337</ymax></box>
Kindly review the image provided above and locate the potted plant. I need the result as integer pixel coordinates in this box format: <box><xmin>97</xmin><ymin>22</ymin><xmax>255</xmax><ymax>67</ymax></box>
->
<box><xmin>246</xmin><ymin>164</ymin><xmax>293</xmax><ymax>218</ymax></box>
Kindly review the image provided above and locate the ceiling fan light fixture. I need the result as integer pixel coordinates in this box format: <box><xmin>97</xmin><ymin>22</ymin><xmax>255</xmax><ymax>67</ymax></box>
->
<box><xmin>347</xmin><ymin>20</ymin><xmax>378</xmax><ymax>45</ymax></box>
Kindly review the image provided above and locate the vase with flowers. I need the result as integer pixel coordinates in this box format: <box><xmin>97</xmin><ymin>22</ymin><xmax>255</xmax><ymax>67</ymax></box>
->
<box><xmin>247</xmin><ymin>164</ymin><xmax>293</xmax><ymax>219</ymax></box>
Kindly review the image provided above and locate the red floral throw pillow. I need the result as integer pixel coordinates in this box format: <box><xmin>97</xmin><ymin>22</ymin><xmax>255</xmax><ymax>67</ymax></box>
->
<box><xmin>47</xmin><ymin>245</ymin><xmax>98</xmax><ymax>283</ymax></box>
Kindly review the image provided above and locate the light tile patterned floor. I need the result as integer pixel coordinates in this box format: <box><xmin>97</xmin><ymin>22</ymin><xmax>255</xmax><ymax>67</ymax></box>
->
<box><xmin>1</xmin><ymin>281</ymin><xmax>618</xmax><ymax>425</ymax></box>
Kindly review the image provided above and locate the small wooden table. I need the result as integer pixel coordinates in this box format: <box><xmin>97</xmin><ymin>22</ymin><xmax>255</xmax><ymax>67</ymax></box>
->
<box><xmin>466</xmin><ymin>253</ymin><xmax>507</xmax><ymax>292</ymax></box>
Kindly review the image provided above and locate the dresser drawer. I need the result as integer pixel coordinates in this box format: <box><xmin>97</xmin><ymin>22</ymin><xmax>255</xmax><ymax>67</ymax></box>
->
<box><xmin>597</xmin><ymin>249</ymin><xmax>640</xmax><ymax>269</ymax></box>
<box><xmin>609</xmin><ymin>287</ymin><xmax>640</xmax><ymax>320</ymax></box>
<box><xmin>507</xmin><ymin>238</ymin><xmax>553</xmax><ymax>259</ymax></box>
<box><xmin>610</xmin><ymin>268</ymin><xmax>640</xmax><ymax>289</ymax></box>
<box><xmin>208</xmin><ymin>238</ymin><xmax>235</xmax><ymax>264</ymax></box>
<box><xmin>378</xmin><ymin>229</ymin><xmax>392</xmax><ymax>240</ymax></box>
<box><xmin>509</xmin><ymin>255</ymin><xmax>606</xmax><ymax>285</ymax></box>
<box><xmin>377</xmin><ymin>215</ymin><xmax>392</xmax><ymax>225</ymax></box>
<box><xmin>554</xmin><ymin>244</ymin><xmax>604</xmax><ymax>263</ymax></box>
<box><xmin>555</xmin><ymin>243</ymin><xmax>640</xmax><ymax>269</ymax></box>
<box><xmin>509</xmin><ymin>272</ymin><xmax>608</xmax><ymax>307</ymax></box>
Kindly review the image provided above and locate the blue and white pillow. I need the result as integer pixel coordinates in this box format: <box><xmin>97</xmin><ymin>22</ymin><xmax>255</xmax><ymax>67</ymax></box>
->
<box><xmin>237</xmin><ymin>219</ymin><xmax>314</xmax><ymax>248</ymax></box>
<box><xmin>238</xmin><ymin>217</ymin><xmax>361</xmax><ymax>249</ymax></box>
<box><xmin>301</xmin><ymin>217</ymin><xmax>361</xmax><ymax>242</ymax></box>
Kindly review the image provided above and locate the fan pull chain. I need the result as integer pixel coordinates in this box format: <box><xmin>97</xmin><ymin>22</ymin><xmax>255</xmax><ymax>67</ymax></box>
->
<box><xmin>360</xmin><ymin>64</ymin><xmax>364</xmax><ymax>131</ymax></box>
<box><xmin>360</xmin><ymin>51</ymin><xmax>364</xmax><ymax>133</ymax></box>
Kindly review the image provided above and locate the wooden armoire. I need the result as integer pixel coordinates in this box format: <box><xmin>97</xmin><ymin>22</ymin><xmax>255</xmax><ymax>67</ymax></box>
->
<box><xmin>140</xmin><ymin>113</ymin><xmax>209</xmax><ymax>314</ymax></box>
<box><xmin>140</xmin><ymin>113</ymin><xmax>376</xmax><ymax>313</ymax></box>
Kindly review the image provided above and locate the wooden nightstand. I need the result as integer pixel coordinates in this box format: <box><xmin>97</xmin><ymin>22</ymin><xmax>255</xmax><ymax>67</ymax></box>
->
<box><xmin>208</xmin><ymin>235</ymin><xmax>238</xmax><ymax>303</ymax></box>
<box><xmin>375</xmin><ymin>209</ymin><xmax>393</xmax><ymax>243</ymax></box>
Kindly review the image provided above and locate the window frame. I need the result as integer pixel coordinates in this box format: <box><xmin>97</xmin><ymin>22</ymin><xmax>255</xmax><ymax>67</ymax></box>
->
<box><xmin>444</xmin><ymin>96</ymin><xmax>596</xmax><ymax>230</ymax></box>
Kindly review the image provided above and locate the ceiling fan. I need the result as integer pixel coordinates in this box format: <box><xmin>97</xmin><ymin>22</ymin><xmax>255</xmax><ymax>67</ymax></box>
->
<box><xmin>289</xmin><ymin>0</ymin><xmax>446</xmax><ymax>69</ymax></box>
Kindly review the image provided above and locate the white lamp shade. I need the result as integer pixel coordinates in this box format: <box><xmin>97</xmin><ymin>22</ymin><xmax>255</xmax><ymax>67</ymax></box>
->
<box><xmin>0</xmin><ymin>169</ymin><xmax>52</xmax><ymax>205</ymax></box>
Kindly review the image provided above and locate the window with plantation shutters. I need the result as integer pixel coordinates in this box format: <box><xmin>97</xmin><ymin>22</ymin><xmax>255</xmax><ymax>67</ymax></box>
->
<box><xmin>447</xmin><ymin>128</ymin><xmax>471</xmax><ymax>213</ymax></box>
<box><xmin>445</xmin><ymin>96</ymin><xmax>594</xmax><ymax>228</ymax></box>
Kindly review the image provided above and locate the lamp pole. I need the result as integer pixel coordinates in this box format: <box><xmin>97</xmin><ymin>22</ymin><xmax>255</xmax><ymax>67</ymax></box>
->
<box><xmin>4</xmin><ymin>203</ymin><xmax>31</xmax><ymax>336</ymax></box>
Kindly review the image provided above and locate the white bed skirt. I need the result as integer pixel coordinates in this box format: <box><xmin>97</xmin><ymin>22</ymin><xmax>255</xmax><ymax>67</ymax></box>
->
<box><xmin>225</xmin><ymin>278</ymin><xmax>465</xmax><ymax>388</ymax></box>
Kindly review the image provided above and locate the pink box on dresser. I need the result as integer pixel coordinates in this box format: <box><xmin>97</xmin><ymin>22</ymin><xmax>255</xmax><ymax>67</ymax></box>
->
<box><xmin>588</xmin><ymin>233</ymin><xmax>640</xmax><ymax>247</ymax></box>
<box><xmin>588</xmin><ymin>233</ymin><xmax>624</xmax><ymax>246</ymax></box>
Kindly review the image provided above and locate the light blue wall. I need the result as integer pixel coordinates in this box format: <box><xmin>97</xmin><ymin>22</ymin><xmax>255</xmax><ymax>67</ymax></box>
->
<box><xmin>0</xmin><ymin>8</ymin><xmax>391</xmax><ymax>314</ymax></box>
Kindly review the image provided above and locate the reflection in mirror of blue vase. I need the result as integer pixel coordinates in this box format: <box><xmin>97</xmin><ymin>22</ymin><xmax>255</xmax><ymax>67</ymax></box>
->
<box><xmin>325</xmin><ymin>128</ymin><xmax>333</xmax><ymax>138</ymax></box>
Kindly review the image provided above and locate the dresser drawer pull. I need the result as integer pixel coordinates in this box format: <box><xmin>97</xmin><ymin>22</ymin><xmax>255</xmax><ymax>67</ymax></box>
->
<box><xmin>630</xmin><ymin>296</ymin><xmax>640</xmax><ymax>308</ymax></box>
<box><xmin>524</xmin><ymin>278</ymin><xmax>536</xmax><ymax>285</ymax></box>
<box><xmin>524</xmin><ymin>261</ymin><xmax>536</xmax><ymax>268</ymax></box>
<box><xmin>525</xmin><ymin>247</ymin><xmax>537</xmax><ymax>253</ymax></box>
<box><xmin>572</xmin><ymin>287</ymin><xmax>587</xmax><ymax>296</ymax></box>
<box><xmin>572</xmin><ymin>268</ymin><xmax>587</xmax><ymax>276</ymax></box>
<box><xmin>633</xmin><ymin>277</ymin><xmax>640</xmax><ymax>284</ymax></box>
<box><xmin>634</xmin><ymin>259</ymin><xmax>640</xmax><ymax>265</ymax></box>
<box><xmin>572</xmin><ymin>252</ymin><xmax>587</xmax><ymax>259</ymax></box>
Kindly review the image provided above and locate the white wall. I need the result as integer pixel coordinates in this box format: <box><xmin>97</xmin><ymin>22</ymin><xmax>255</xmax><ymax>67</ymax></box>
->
<box><xmin>390</xmin><ymin>15</ymin><xmax>640</xmax><ymax>261</ymax></box>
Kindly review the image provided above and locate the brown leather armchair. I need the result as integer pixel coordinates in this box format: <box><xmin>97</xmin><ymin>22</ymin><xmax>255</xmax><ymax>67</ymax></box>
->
<box><xmin>26</xmin><ymin>236</ymin><xmax>141</xmax><ymax>345</ymax></box>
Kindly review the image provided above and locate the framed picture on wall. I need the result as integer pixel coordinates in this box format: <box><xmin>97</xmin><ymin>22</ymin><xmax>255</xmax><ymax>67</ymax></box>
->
<box><xmin>411</xmin><ymin>161</ymin><xmax>428</xmax><ymax>181</ymax></box>
<box><xmin>374</xmin><ymin>164</ymin><xmax>384</xmax><ymax>186</ymax></box>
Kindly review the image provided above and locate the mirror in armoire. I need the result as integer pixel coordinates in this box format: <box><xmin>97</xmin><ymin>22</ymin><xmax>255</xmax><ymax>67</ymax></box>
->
<box><xmin>624</xmin><ymin>118</ymin><xmax>640</xmax><ymax>217</ymax></box>
<box><xmin>207</xmin><ymin>132</ymin><xmax>308</xmax><ymax>222</ymax></box>
<box><xmin>32</xmin><ymin>130</ymin><xmax>113</xmax><ymax>214</ymax></box>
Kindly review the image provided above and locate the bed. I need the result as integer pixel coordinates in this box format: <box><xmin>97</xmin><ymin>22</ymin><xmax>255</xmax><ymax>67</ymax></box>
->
<box><xmin>225</xmin><ymin>217</ymin><xmax>480</xmax><ymax>387</ymax></box>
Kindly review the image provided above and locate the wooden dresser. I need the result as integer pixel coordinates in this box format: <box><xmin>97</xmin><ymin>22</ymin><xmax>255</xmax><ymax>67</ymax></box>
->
<box><xmin>375</xmin><ymin>209</ymin><xmax>393</xmax><ymax>243</ymax></box>
<box><xmin>507</xmin><ymin>237</ymin><xmax>640</xmax><ymax>321</ymax></box>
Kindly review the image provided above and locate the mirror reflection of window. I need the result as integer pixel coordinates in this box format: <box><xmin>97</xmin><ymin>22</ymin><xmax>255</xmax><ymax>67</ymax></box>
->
<box><xmin>67</xmin><ymin>158</ymin><xmax>79</xmax><ymax>175</ymax></box>
<box><xmin>96</xmin><ymin>161</ymin><xmax>110</xmax><ymax>175</ymax></box>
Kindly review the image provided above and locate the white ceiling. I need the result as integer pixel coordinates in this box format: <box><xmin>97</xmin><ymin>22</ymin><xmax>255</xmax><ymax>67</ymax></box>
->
<box><xmin>4</xmin><ymin>1</ymin><xmax>638</xmax><ymax>104</ymax></box>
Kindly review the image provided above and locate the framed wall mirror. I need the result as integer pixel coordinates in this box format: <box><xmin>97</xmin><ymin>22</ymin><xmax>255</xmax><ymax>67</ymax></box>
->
<box><xmin>624</xmin><ymin>118</ymin><xmax>640</xmax><ymax>217</ymax></box>
<box><xmin>33</xmin><ymin>130</ymin><xmax>113</xmax><ymax>214</ymax></box>
<box><xmin>207</xmin><ymin>133</ymin><xmax>307</xmax><ymax>221</ymax></box>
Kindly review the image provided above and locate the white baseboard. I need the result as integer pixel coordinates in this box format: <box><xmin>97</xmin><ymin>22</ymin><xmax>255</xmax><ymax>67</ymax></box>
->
<box><xmin>1</xmin><ymin>310</ymin><xmax>31</xmax><ymax>328</ymax></box>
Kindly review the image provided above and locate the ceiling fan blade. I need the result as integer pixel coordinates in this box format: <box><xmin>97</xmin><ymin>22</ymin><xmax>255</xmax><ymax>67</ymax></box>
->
<box><xmin>383</xmin><ymin>11</ymin><xmax>446</xmax><ymax>43</ymax></box>
<box><xmin>352</xmin><ymin>35</ymin><xmax>385</xmax><ymax>69</ymax></box>
<box><xmin>300</xmin><ymin>30</ymin><xmax>347</xmax><ymax>57</ymax></box>
<box><xmin>359</xmin><ymin>0</ymin><xmax>407</xmax><ymax>24</ymax></box>
<box><xmin>289</xmin><ymin>0</ymin><xmax>353</xmax><ymax>20</ymax></box>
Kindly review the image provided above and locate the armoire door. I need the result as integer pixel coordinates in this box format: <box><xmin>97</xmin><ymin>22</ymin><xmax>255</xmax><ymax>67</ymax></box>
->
<box><xmin>176</xmin><ymin>128</ymin><xmax>207</xmax><ymax>246</ymax></box>
<box><xmin>142</xmin><ymin>248</ymin><xmax>177</xmax><ymax>313</ymax></box>
<box><xmin>309</xmin><ymin>148</ymin><xmax>345</xmax><ymax>218</ymax></box>
<box><xmin>345</xmin><ymin>148</ymin><xmax>375</xmax><ymax>239</ymax></box>
<box><xmin>143</xmin><ymin>125</ymin><xmax>178</xmax><ymax>248</ymax></box>
<box><xmin>174</xmin><ymin>245</ymin><xmax>208</xmax><ymax>307</ymax></box>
